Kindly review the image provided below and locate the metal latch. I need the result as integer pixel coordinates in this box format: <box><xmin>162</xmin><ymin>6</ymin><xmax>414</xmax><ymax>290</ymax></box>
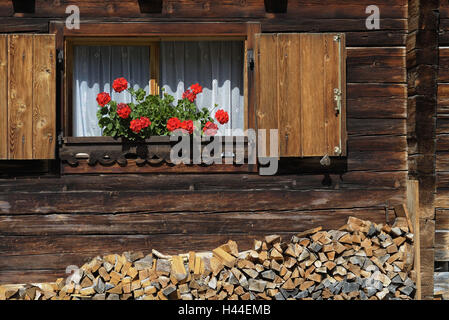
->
<box><xmin>334</xmin><ymin>88</ymin><xmax>342</xmax><ymax>115</ymax></box>
<box><xmin>247</xmin><ymin>49</ymin><xmax>254</xmax><ymax>71</ymax></box>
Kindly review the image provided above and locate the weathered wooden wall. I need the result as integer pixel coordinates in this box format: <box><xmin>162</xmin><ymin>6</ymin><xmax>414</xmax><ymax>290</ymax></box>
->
<box><xmin>0</xmin><ymin>0</ymin><xmax>412</xmax><ymax>288</ymax></box>
<box><xmin>435</xmin><ymin>0</ymin><xmax>449</xmax><ymax>299</ymax></box>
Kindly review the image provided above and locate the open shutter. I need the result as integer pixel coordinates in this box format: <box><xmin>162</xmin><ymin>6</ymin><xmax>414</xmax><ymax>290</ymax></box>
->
<box><xmin>255</xmin><ymin>33</ymin><xmax>346</xmax><ymax>157</ymax></box>
<box><xmin>0</xmin><ymin>34</ymin><xmax>56</xmax><ymax>160</ymax></box>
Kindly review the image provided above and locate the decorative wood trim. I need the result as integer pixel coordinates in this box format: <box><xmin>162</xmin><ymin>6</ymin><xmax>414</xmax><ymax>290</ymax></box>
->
<box><xmin>61</xmin><ymin>22</ymin><xmax>253</xmax><ymax>37</ymax></box>
<box><xmin>60</xmin><ymin>136</ymin><xmax>253</xmax><ymax>174</ymax></box>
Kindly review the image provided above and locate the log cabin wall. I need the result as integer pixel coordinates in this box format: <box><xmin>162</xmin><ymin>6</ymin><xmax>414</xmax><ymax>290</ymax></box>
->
<box><xmin>436</xmin><ymin>0</ymin><xmax>449</xmax><ymax>298</ymax></box>
<box><xmin>0</xmin><ymin>0</ymin><xmax>418</xmax><ymax>292</ymax></box>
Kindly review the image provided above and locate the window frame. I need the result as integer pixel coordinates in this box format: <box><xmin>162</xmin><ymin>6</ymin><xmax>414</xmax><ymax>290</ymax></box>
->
<box><xmin>50</xmin><ymin>21</ymin><xmax>260</xmax><ymax>138</ymax></box>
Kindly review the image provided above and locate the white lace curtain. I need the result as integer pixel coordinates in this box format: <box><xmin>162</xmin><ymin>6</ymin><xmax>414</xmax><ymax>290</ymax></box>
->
<box><xmin>73</xmin><ymin>41</ymin><xmax>244</xmax><ymax>137</ymax></box>
<box><xmin>160</xmin><ymin>41</ymin><xmax>244</xmax><ymax>135</ymax></box>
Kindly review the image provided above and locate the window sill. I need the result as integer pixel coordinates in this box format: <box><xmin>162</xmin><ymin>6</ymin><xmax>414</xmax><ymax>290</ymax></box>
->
<box><xmin>60</xmin><ymin>136</ymin><xmax>255</xmax><ymax>174</ymax></box>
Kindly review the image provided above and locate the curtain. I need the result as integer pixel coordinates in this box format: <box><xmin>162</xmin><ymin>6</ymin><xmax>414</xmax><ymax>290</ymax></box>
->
<box><xmin>160</xmin><ymin>41</ymin><xmax>244</xmax><ymax>136</ymax></box>
<box><xmin>73</xmin><ymin>46</ymin><xmax>150</xmax><ymax>137</ymax></box>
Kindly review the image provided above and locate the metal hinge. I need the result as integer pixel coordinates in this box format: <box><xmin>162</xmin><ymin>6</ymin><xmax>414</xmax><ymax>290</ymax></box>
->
<box><xmin>57</xmin><ymin>132</ymin><xmax>64</xmax><ymax>147</ymax></box>
<box><xmin>334</xmin><ymin>34</ymin><xmax>341</xmax><ymax>42</ymax></box>
<box><xmin>247</xmin><ymin>49</ymin><xmax>254</xmax><ymax>71</ymax></box>
<box><xmin>334</xmin><ymin>88</ymin><xmax>342</xmax><ymax>114</ymax></box>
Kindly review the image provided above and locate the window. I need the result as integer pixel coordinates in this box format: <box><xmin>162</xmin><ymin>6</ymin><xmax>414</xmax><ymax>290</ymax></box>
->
<box><xmin>71</xmin><ymin>39</ymin><xmax>245</xmax><ymax>137</ymax></box>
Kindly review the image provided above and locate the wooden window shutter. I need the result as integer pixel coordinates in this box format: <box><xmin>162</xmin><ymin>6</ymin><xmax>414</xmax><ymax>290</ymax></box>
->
<box><xmin>0</xmin><ymin>34</ymin><xmax>56</xmax><ymax>160</ymax></box>
<box><xmin>254</xmin><ymin>33</ymin><xmax>346</xmax><ymax>157</ymax></box>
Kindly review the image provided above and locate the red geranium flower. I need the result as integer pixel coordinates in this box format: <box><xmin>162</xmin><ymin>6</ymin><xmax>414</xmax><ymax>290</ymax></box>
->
<box><xmin>139</xmin><ymin>117</ymin><xmax>151</xmax><ymax>129</ymax></box>
<box><xmin>96</xmin><ymin>92</ymin><xmax>111</xmax><ymax>107</ymax></box>
<box><xmin>215</xmin><ymin>109</ymin><xmax>229</xmax><ymax>125</ymax></box>
<box><xmin>116</xmin><ymin>103</ymin><xmax>131</xmax><ymax>119</ymax></box>
<box><xmin>130</xmin><ymin>117</ymin><xmax>151</xmax><ymax>133</ymax></box>
<box><xmin>130</xmin><ymin>119</ymin><xmax>142</xmax><ymax>133</ymax></box>
<box><xmin>182</xmin><ymin>89</ymin><xmax>196</xmax><ymax>103</ymax></box>
<box><xmin>112</xmin><ymin>77</ymin><xmax>128</xmax><ymax>93</ymax></box>
<box><xmin>181</xmin><ymin>120</ymin><xmax>194</xmax><ymax>134</ymax></box>
<box><xmin>203</xmin><ymin>121</ymin><xmax>218</xmax><ymax>136</ymax></box>
<box><xmin>190</xmin><ymin>83</ymin><xmax>203</xmax><ymax>95</ymax></box>
<box><xmin>167</xmin><ymin>117</ymin><xmax>182</xmax><ymax>132</ymax></box>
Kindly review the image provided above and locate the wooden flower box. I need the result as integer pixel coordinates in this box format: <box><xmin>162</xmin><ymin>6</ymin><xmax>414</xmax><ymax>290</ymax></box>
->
<box><xmin>60</xmin><ymin>136</ymin><xmax>255</xmax><ymax>174</ymax></box>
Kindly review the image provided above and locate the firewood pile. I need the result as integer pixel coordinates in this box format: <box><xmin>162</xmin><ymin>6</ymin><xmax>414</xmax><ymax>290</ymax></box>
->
<box><xmin>0</xmin><ymin>216</ymin><xmax>417</xmax><ymax>300</ymax></box>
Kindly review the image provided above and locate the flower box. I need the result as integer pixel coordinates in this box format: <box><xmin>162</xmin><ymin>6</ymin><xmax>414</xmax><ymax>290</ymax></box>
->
<box><xmin>60</xmin><ymin>136</ymin><xmax>254</xmax><ymax>174</ymax></box>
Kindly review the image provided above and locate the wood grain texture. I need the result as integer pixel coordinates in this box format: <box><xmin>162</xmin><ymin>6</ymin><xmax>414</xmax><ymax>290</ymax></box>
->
<box><xmin>0</xmin><ymin>189</ymin><xmax>405</xmax><ymax>215</ymax></box>
<box><xmin>277</xmin><ymin>33</ymin><xmax>301</xmax><ymax>156</ymax></box>
<box><xmin>32</xmin><ymin>34</ymin><xmax>56</xmax><ymax>159</ymax></box>
<box><xmin>8</xmin><ymin>34</ymin><xmax>33</xmax><ymax>159</ymax></box>
<box><xmin>0</xmin><ymin>35</ymin><xmax>7</xmax><ymax>159</ymax></box>
<box><xmin>407</xmin><ymin>179</ymin><xmax>421</xmax><ymax>299</ymax></box>
<box><xmin>255</xmin><ymin>33</ymin><xmax>278</xmax><ymax>157</ymax></box>
<box><xmin>300</xmin><ymin>33</ymin><xmax>326</xmax><ymax>156</ymax></box>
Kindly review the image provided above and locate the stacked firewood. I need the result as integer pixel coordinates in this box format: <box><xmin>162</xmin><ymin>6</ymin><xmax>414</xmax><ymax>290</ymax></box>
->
<box><xmin>0</xmin><ymin>216</ymin><xmax>417</xmax><ymax>300</ymax></box>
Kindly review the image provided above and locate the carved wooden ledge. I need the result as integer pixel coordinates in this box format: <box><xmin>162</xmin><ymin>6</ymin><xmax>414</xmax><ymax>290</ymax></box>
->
<box><xmin>60</xmin><ymin>136</ymin><xmax>254</xmax><ymax>174</ymax></box>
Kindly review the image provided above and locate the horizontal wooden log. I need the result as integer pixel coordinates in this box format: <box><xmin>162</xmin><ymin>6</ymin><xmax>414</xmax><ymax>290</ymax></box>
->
<box><xmin>0</xmin><ymin>270</ymin><xmax>66</xmax><ymax>285</ymax></box>
<box><xmin>0</xmin><ymin>189</ymin><xmax>405</xmax><ymax>215</ymax></box>
<box><xmin>347</xmin><ymin>151</ymin><xmax>406</xmax><ymax>171</ymax></box>
<box><xmin>440</xmin><ymin>48</ymin><xmax>449</xmax><ymax>82</ymax></box>
<box><xmin>437</xmin><ymin>209</ymin><xmax>449</xmax><ymax>230</ymax></box>
<box><xmin>0</xmin><ymin>207</ymin><xmax>394</xmax><ymax>236</ymax></box>
<box><xmin>347</xmin><ymin>119</ymin><xmax>406</xmax><ymax>136</ymax></box>
<box><xmin>434</xmin><ymin>272</ymin><xmax>449</xmax><ymax>295</ymax></box>
<box><xmin>347</xmin><ymin>97</ymin><xmax>406</xmax><ymax>119</ymax></box>
<box><xmin>437</xmin><ymin>135</ymin><xmax>449</xmax><ymax>152</ymax></box>
<box><xmin>438</xmin><ymin>84</ymin><xmax>449</xmax><ymax>117</ymax></box>
<box><xmin>347</xmin><ymin>47</ymin><xmax>406</xmax><ymax>83</ymax></box>
<box><xmin>0</xmin><ymin>18</ymin><xmax>49</xmax><ymax>33</ymax></box>
<box><xmin>13</xmin><ymin>1</ymin><xmax>407</xmax><ymax>19</ymax></box>
<box><xmin>0</xmin><ymin>169</ymin><xmax>407</xmax><ymax>193</ymax></box>
<box><xmin>348</xmin><ymin>83</ymin><xmax>406</xmax><ymax>99</ymax></box>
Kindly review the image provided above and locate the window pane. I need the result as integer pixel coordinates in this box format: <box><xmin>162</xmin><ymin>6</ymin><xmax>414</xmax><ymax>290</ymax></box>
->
<box><xmin>160</xmin><ymin>41</ymin><xmax>244</xmax><ymax>136</ymax></box>
<box><xmin>73</xmin><ymin>46</ymin><xmax>150</xmax><ymax>137</ymax></box>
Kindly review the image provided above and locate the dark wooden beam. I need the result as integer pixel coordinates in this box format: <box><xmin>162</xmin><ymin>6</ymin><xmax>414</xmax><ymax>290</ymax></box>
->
<box><xmin>407</xmin><ymin>0</ymin><xmax>439</xmax><ymax>300</ymax></box>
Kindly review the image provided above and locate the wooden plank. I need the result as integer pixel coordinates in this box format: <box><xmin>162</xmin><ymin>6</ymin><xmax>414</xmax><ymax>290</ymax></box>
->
<box><xmin>406</xmin><ymin>179</ymin><xmax>421</xmax><ymax>300</ymax></box>
<box><xmin>32</xmin><ymin>35</ymin><xmax>56</xmax><ymax>159</ymax></box>
<box><xmin>347</xmin><ymin>47</ymin><xmax>406</xmax><ymax>83</ymax></box>
<box><xmin>277</xmin><ymin>33</ymin><xmax>301</xmax><ymax>157</ymax></box>
<box><xmin>0</xmin><ymin>35</ymin><xmax>7</xmax><ymax>159</ymax></box>
<box><xmin>0</xmin><ymin>169</ymin><xmax>406</xmax><ymax>193</ymax></box>
<box><xmin>0</xmin><ymin>189</ymin><xmax>405</xmax><ymax>215</ymax></box>
<box><xmin>0</xmin><ymin>207</ymin><xmax>393</xmax><ymax>236</ymax></box>
<box><xmin>7</xmin><ymin>34</ymin><xmax>33</xmax><ymax>159</ymax></box>
<box><xmin>347</xmin><ymin>118</ymin><xmax>406</xmax><ymax>136</ymax></box>
<box><xmin>300</xmin><ymin>34</ymin><xmax>326</xmax><ymax>156</ymax></box>
<box><xmin>434</xmin><ymin>272</ymin><xmax>449</xmax><ymax>295</ymax></box>
<box><xmin>436</xmin><ymin>209</ymin><xmax>449</xmax><ymax>230</ymax></box>
<box><xmin>255</xmin><ymin>34</ymin><xmax>278</xmax><ymax>157</ymax></box>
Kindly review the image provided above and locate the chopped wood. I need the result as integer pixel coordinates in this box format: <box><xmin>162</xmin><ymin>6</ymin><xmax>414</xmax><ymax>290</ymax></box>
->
<box><xmin>0</xmin><ymin>216</ymin><xmax>416</xmax><ymax>301</ymax></box>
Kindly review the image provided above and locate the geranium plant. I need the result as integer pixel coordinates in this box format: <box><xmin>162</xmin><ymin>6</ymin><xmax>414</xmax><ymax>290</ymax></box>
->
<box><xmin>96</xmin><ymin>78</ymin><xmax>229</xmax><ymax>141</ymax></box>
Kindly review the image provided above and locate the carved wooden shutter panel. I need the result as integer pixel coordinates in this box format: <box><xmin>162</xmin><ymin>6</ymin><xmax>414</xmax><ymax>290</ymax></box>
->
<box><xmin>255</xmin><ymin>33</ymin><xmax>346</xmax><ymax>157</ymax></box>
<box><xmin>0</xmin><ymin>34</ymin><xmax>56</xmax><ymax>160</ymax></box>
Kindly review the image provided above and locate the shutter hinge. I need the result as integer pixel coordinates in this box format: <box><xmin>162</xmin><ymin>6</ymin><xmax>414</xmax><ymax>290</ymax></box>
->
<box><xmin>334</xmin><ymin>88</ymin><xmax>342</xmax><ymax>115</ymax></box>
<box><xmin>247</xmin><ymin>49</ymin><xmax>254</xmax><ymax>71</ymax></box>
<box><xmin>57</xmin><ymin>132</ymin><xmax>64</xmax><ymax>147</ymax></box>
<box><xmin>333</xmin><ymin>34</ymin><xmax>341</xmax><ymax>42</ymax></box>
